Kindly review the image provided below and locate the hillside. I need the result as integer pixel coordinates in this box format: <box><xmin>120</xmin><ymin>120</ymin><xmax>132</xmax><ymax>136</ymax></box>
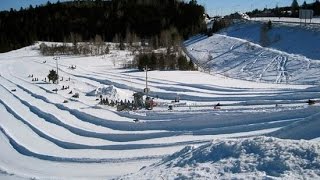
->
<box><xmin>185</xmin><ymin>21</ymin><xmax>320</xmax><ymax>85</ymax></box>
<box><xmin>222</xmin><ymin>21</ymin><xmax>320</xmax><ymax>60</ymax></box>
<box><xmin>0</xmin><ymin>41</ymin><xmax>319</xmax><ymax>179</ymax></box>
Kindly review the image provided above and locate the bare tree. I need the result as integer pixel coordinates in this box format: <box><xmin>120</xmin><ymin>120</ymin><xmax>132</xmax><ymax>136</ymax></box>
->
<box><xmin>94</xmin><ymin>34</ymin><xmax>104</xmax><ymax>55</ymax></box>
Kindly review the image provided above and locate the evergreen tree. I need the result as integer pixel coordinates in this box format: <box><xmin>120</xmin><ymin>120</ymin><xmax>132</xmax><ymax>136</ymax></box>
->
<box><xmin>188</xmin><ymin>59</ymin><xmax>195</xmax><ymax>70</ymax></box>
<box><xmin>189</xmin><ymin>0</ymin><xmax>197</xmax><ymax>5</ymax></box>
<box><xmin>159</xmin><ymin>54</ymin><xmax>165</xmax><ymax>70</ymax></box>
<box><xmin>137</xmin><ymin>54</ymin><xmax>149</xmax><ymax>71</ymax></box>
<box><xmin>177</xmin><ymin>55</ymin><xmax>188</xmax><ymax>70</ymax></box>
<box><xmin>47</xmin><ymin>69</ymin><xmax>58</xmax><ymax>84</ymax></box>
<box><xmin>149</xmin><ymin>53</ymin><xmax>157</xmax><ymax>70</ymax></box>
<box><xmin>291</xmin><ymin>0</ymin><xmax>299</xmax><ymax>17</ymax></box>
<box><xmin>274</xmin><ymin>5</ymin><xmax>281</xmax><ymax>18</ymax></box>
<box><xmin>119</xmin><ymin>38</ymin><xmax>125</xmax><ymax>50</ymax></box>
<box><xmin>302</xmin><ymin>1</ymin><xmax>307</xmax><ymax>9</ymax></box>
<box><xmin>314</xmin><ymin>0</ymin><xmax>320</xmax><ymax>15</ymax></box>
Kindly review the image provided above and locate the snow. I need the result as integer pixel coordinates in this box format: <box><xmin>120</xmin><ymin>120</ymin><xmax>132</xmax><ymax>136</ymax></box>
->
<box><xmin>91</xmin><ymin>85</ymin><xmax>132</xmax><ymax>101</ymax></box>
<box><xmin>122</xmin><ymin>137</ymin><xmax>320</xmax><ymax>180</ymax></box>
<box><xmin>0</xmin><ymin>25</ymin><xmax>319</xmax><ymax>180</ymax></box>
<box><xmin>185</xmin><ymin>21</ymin><xmax>320</xmax><ymax>85</ymax></box>
<box><xmin>251</xmin><ymin>17</ymin><xmax>320</xmax><ymax>25</ymax></box>
<box><xmin>222</xmin><ymin>20</ymin><xmax>320</xmax><ymax>60</ymax></box>
<box><xmin>271</xmin><ymin>112</ymin><xmax>320</xmax><ymax>140</ymax></box>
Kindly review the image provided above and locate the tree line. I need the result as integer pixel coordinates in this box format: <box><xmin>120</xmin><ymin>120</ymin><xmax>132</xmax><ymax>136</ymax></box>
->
<box><xmin>134</xmin><ymin>50</ymin><xmax>196</xmax><ymax>71</ymax></box>
<box><xmin>247</xmin><ymin>0</ymin><xmax>320</xmax><ymax>18</ymax></box>
<box><xmin>0</xmin><ymin>0</ymin><xmax>206</xmax><ymax>53</ymax></box>
<box><xmin>39</xmin><ymin>34</ymin><xmax>110</xmax><ymax>56</ymax></box>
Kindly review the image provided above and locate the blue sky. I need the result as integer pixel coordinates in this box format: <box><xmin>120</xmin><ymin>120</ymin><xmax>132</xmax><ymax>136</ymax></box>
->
<box><xmin>0</xmin><ymin>0</ymin><xmax>316</xmax><ymax>15</ymax></box>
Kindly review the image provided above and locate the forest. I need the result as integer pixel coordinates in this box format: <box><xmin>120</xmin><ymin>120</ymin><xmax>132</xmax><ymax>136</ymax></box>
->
<box><xmin>0</xmin><ymin>0</ymin><xmax>206</xmax><ymax>53</ymax></box>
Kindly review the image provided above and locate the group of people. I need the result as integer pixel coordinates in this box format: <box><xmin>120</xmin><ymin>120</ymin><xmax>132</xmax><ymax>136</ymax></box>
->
<box><xmin>28</xmin><ymin>74</ymin><xmax>40</xmax><ymax>82</ymax></box>
<box><xmin>61</xmin><ymin>85</ymin><xmax>70</xmax><ymax>90</ymax></box>
<box><xmin>59</xmin><ymin>77</ymin><xmax>71</xmax><ymax>82</ymax></box>
<box><xmin>99</xmin><ymin>96</ymin><xmax>139</xmax><ymax>111</ymax></box>
<box><xmin>69</xmin><ymin>65</ymin><xmax>77</xmax><ymax>69</ymax></box>
<box><xmin>32</xmin><ymin>77</ymin><xmax>39</xmax><ymax>81</ymax></box>
<box><xmin>99</xmin><ymin>96</ymin><xmax>133</xmax><ymax>107</ymax></box>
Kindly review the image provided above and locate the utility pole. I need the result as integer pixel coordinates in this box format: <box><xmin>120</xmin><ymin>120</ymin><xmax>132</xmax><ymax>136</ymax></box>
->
<box><xmin>143</xmin><ymin>65</ymin><xmax>151</xmax><ymax>96</ymax></box>
<box><xmin>145</xmin><ymin>65</ymin><xmax>149</xmax><ymax>96</ymax></box>
<box><xmin>54</xmin><ymin>56</ymin><xmax>60</xmax><ymax>84</ymax></box>
<box><xmin>145</xmin><ymin>65</ymin><xmax>148</xmax><ymax>89</ymax></box>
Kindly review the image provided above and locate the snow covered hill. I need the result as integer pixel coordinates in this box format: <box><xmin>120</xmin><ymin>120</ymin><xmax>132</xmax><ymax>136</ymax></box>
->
<box><xmin>0</xmin><ymin>39</ymin><xmax>319</xmax><ymax>179</ymax></box>
<box><xmin>222</xmin><ymin>20</ymin><xmax>320</xmax><ymax>60</ymax></box>
<box><xmin>185</xmin><ymin>21</ymin><xmax>320</xmax><ymax>85</ymax></box>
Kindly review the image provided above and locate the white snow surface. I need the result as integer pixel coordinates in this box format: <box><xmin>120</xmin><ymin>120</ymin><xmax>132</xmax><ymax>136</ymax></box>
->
<box><xmin>93</xmin><ymin>85</ymin><xmax>131</xmax><ymax>101</ymax></box>
<box><xmin>123</xmin><ymin>136</ymin><xmax>320</xmax><ymax>180</ymax></box>
<box><xmin>0</xmin><ymin>37</ymin><xmax>319</xmax><ymax>179</ymax></box>
<box><xmin>251</xmin><ymin>17</ymin><xmax>320</xmax><ymax>25</ymax></box>
<box><xmin>185</xmin><ymin>21</ymin><xmax>320</xmax><ymax>85</ymax></box>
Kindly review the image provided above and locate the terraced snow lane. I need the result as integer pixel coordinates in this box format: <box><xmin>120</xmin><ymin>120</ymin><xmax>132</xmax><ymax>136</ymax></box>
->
<box><xmin>0</xmin><ymin>43</ymin><xmax>319</xmax><ymax>179</ymax></box>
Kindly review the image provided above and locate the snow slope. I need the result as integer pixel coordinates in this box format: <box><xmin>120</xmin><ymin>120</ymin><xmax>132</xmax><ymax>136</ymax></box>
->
<box><xmin>271</xmin><ymin>112</ymin><xmax>320</xmax><ymax>140</ymax></box>
<box><xmin>185</xmin><ymin>22</ymin><xmax>320</xmax><ymax>85</ymax></box>
<box><xmin>222</xmin><ymin>20</ymin><xmax>320</xmax><ymax>60</ymax></box>
<box><xmin>0</xmin><ymin>41</ymin><xmax>319</xmax><ymax>179</ymax></box>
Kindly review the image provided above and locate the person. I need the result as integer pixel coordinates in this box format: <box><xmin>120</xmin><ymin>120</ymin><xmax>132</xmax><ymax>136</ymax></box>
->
<box><xmin>113</xmin><ymin>100</ymin><xmax>116</xmax><ymax>106</ymax></box>
<box><xmin>214</xmin><ymin>103</ymin><xmax>221</xmax><ymax>110</ymax></box>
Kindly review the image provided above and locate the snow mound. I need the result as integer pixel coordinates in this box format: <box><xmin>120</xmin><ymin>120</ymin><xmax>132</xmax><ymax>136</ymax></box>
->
<box><xmin>122</xmin><ymin>137</ymin><xmax>320</xmax><ymax>180</ymax></box>
<box><xmin>271</xmin><ymin>112</ymin><xmax>320</xmax><ymax>140</ymax></box>
<box><xmin>89</xmin><ymin>85</ymin><xmax>126</xmax><ymax>101</ymax></box>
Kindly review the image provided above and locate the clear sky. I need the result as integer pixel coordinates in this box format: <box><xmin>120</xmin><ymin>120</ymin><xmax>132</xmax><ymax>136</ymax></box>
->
<box><xmin>0</xmin><ymin>0</ymin><xmax>316</xmax><ymax>15</ymax></box>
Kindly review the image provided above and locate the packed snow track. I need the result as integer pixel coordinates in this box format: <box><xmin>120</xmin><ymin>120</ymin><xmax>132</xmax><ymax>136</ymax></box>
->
<box><xmin>0</xmin><ymin>40</ymin><xmax>319</xmax><ymax>179</ymax></box>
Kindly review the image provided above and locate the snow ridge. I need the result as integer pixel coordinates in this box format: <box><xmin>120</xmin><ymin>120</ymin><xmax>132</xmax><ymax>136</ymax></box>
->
<box><xmin>123</xmin><ymin>136</ymin><xmax>320</xmax><ymax>179</ymax></box>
